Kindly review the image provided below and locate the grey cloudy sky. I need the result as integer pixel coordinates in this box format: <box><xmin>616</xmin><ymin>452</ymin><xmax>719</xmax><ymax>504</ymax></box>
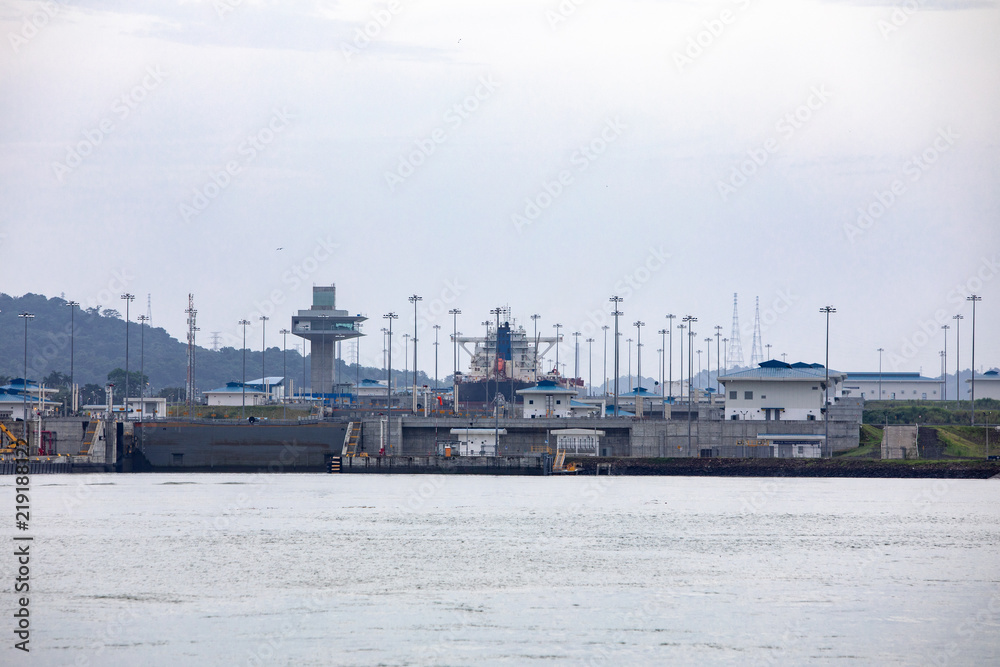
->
<box><xmin>1</xmin><ymin>0</ymin><xmax>997</xmax><ymax>380</ymax></box>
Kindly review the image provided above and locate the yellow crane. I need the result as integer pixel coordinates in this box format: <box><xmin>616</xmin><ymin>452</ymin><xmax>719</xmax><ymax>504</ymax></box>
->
<box><xmin>0</xmin><ymin>422</ymin><xmax>28</xmax><ymax>455</ymax></box>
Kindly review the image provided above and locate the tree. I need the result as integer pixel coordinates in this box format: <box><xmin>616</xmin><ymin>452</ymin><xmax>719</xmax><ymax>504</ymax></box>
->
<box><xmin>43</xmin><ymin>371</ymin><xmax>70</xmax><ymax>388</ymax></box>
<box><xmin>158</xmin><ymin>387</ymin><xmax>186</xmax><ymax>402</ymax></box>
<box><xmin>107</xmin><ymin>368</ymin><xmax>149</xmax><ymax>395</ymax></box>
<box><xmin>102</xmin><ymin>309</ymin><xmax>122</xmax><ymax>319</ymax></box>
<box><xmin>79</xmin><ymin>383</ymin><xmax>105</xmax><ymax>406</ymax></box>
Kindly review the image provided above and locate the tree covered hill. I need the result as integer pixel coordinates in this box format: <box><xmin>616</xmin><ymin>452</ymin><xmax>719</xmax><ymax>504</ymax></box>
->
<box><xmin>0</xmin><ymin>293</ymin><xmax>438</xmax><ymax>395</ymax></box>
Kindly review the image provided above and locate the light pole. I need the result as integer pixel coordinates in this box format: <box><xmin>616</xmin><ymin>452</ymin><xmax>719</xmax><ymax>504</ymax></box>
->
<box><xmin>705</xmin><ymin>338</ymin><xmax>712</xmax><ymax>396</ymax></box>
<box><xmin>531</xmin><ymin>314</ymin><xmax>541</xmax><ymax>381</ymax></box>
<box><xmin>610</xmin><ymin>296</ymin><xmax>623</xmax><ymax>417</ymax></box>
<box><xmin>409</xmin><ymin>294</ymin><xmax>422</xmax><ymax>414</ymax></box>
<box><xmin>697</xmin><ymin>349</ymin><xmax>702</xmax><ymax>388</ymax></box>
<box><xmin>820</xmin><ymin>306</ymin><xmax>836</xmax><ymax>458</ymax></box>
<box><xmin>138</xmin><ymin>315</ymin><xmax>149</xmax><ymax>413</ymax></box>
<box><xmin>450</xmin><ymin>308</ymin><xmax>462</xmax><ymax>380</ymax></box>
<box><xmin>666</xmin><ymin>314</ymin><xmax>675</xmax><ymax>398</ymax></box>
<box><xmin>573</xmin><ymin>331</ymin><xmax>581</xmax><ymax>381</ymax></box>
<box><xmin>714</xmin><ymin>325</ymin><xmax>722</xmax><ymax>393</ymax></box>
<box><xmin>552</xmin><ymin>323</ymin><xmax>563</xmax><ymax>373</ymax></box>
<box><xmin>954</xmin><ymin>314</ymin><xmax>963</xmax><ymax>408</ymax></box>
<box><xmin>121</xmin><ymin>293</ymin><xmax>134</xmax><ymax>419</ymax></box>
<box><xmin>586</xmin><ymin>337</ymin><xmax>594</xmax><ymax>397</ymax></box>
<box><xmin>877</xmin><ymin>347</ymin><xmax>884</xmax><ymax>401</ymax></box>
<box><xmin>941</xmin><ymin>324</ymin><xmax>950</xmax><ymax>401</ymax></box>
<box><xmin>968</xmin><ymin>294</ymin><xmax>981</xmax><ymax>426</ymax></box>
<box><xmin>65</xmin><ymin>300</ymin><xmax>78</xmax><ymax>414</ymax></box>
<box><xmin>260</xmin><ymin>315</ymin><xmax>269</xmax><ymax>403</ymax></box>
<box><xmin>280</xmin><ymin>328</ymin><xmax>290</xmax><ymax>419</ymax></box>
<box><xmin>18</xmin><ymin>312</ymin><xmax>34</xmax><ymax>441</ymax></box>
<box><xmin>239</xmin><ymin>319</ymin><xmax>251</xmax><ymax>419</ymax></box>
<box><xmin>634</xmin><ymin>321</ymin><xmax>645</xmax><ymax>391</ymax></box>
<box><xmin>682</xmin><ymin>316</ymin><xmax>697</xmax><ymax>456</ymax></box>
<box><xmin>765</xmin><ymin>343</ymin><xmax>772</xmax><ymax>361</ymax></box>
<box><xmin>433</xmin><ymin>324</ymin><xmax>440</xmax><ymax>391</ymax></box>
<box><xmin>384</xmin><ymin>312</ymin><xmax>398</xmax><ymax>454</ymax></box>
<box><xmin>678</xmin><ymin>323</ymin><xmax>686</xmax><ymax>402</ymax></box>
<box><xmin>403</xmin><ymin>333</ymin><xmax>410</xmax><ymax>393</ymax></box>
<box><xmin>723</xmin><ymin>338</ymin><xmax>728</xmax><ymax>371</ymax></box>
<box><xmin>658</xmin><ymin>328</ymin><xmax>668</xmax><ymax>408</ymax></box>
<box><xmin>602</xmin><ymin>325</ymin><xmax>609</xmax><ymax>397</ymax></box>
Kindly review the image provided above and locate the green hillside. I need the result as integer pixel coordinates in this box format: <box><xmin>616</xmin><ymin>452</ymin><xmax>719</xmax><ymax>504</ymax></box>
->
<box><xmin>0</xmin><ymin>293</ymin><xmax>438</xmax><ymax>398</ymax></box>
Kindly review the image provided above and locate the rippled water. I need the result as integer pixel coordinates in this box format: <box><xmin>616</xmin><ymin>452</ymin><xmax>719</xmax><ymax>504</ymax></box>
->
<box><xmin>9</xmin><ymin>473</ymin><xmax>1000</xmax><ymax>665</ymax></box>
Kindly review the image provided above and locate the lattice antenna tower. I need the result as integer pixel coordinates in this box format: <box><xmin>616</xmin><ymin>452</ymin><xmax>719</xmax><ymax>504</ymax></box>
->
<box><xmin>726</xmin><ymin>293</ymin><xmax>745</xmax><ymax>369</ymax></box>
<box><xmin>146</xmin><ymin>293</ymin><xmax>152</xmax><ymax>327</ymax></box>
<box><xmin>750</xmin><ymin>296</ymin><xmax>764</xmax><ymax>366</ymax></box>
<box><xmin>210</xmin><ymin>332</ymin><xmax>222</xmax><ymax>351</ymax></box>
<box><xmin>185</xmin><ymin>294</ymin><xmax>197</xmax><ymax>407</ymax></box>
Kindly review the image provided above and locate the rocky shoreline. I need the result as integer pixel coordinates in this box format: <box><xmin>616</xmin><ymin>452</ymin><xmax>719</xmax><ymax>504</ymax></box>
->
<box><xmin>568</xmin><ymin>457</ymin><xmax>1000</xmax><ymax>479</ymax></box>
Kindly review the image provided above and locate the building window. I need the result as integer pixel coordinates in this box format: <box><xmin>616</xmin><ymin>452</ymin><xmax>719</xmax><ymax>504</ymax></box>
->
<box><xmin>812</xmin><ymin>386</ymin><xmax>818</xmax><ymax>390</ymax></box>
<box><xmin>761</xmin><ymin>395</ymin><xmax>766</xmax><ymax>399</ymax></box>
<box><xmin>730</xmin><ymin>390</ymin><xmax>737</xmax><ymax>400</ymax></box>
<box><xmin>730</xmin><ymin>415</ymin><xmax>738</xmax><ymax>420</ymax></box>
<box><xmin>528</xmin><ymin>400</ymin><xmax>534</xmax><ymax>405</ymax></box>
<box><xmin>556</xmin><ymin>400</ymin><xmax>561</xmax><ymax>405</ymax></box>
<box><xmin>807</xmin><ymin>414</ymin><xmax>816</xmax><ymax>421</ymax></box>
<box><xmin>921</xmin><ymin>393</ymin><xmax>927</xmax><ymax>400</ymax></box>
<box><xmin>744</xmin><ymin>391</ymin><xmax>753</xmax><ymax>400</ymax></box>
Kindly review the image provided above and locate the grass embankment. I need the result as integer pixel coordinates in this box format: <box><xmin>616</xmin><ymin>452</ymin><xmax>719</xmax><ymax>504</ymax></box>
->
<box><xmin>166</xmin><ymin>405</ymin><xmax>314</xmax><ymax>420</ymax></box>
<box><xmin>863</xmin><ymin>399</ymin><xmax>1000</xmax><ymax>426</ymax></box>
<box><xmin>836</xmin><ymin>425</ymin><xmax>883</xmax><ymax>459</ymax></box>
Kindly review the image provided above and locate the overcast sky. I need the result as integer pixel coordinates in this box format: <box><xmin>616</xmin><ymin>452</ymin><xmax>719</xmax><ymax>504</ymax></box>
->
<box><xmin>1</xmin><ymin>0</ymin><xmax>997</xmax><ymax>381</ymax></box>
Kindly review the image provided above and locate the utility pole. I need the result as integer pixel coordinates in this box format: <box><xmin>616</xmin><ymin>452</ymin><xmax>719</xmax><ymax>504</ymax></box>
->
<box><xmin>714</xmin><ymin>325</ymin><xmax>722</xmax><ymax>394</ymax></box>
<box><xmin>409</xmin><ymin>295</ymin><xmax>422</xmax><ymax>414</ymax></box>
<box><xmin>610</xmin><ymin>297</ymin><xmax>623</xmax><ymax>417</ymax></box>
<box><xmin>383</xmin><ymin>312</ymin><xmax>398</xmax><ymax>454</ymax></box>
<box><xmin>634</xmin><ymin>321</ymin><xmax>645</xmax><ymax>391</ymax></box>
<box><xmin>121</xmin><ymin>293</ymin><xmax>135</xmax><ymax>420</ymax></box>
<box><xmin>433</xmin><ymin>324</ymin><xmax>440</xmax><ymax>391</ymax></box>
<box><xmin>666</xmin><ymin>314</ymin><xmax>675</xmax><ymax>399</ymax></box>
<box><xmin>877</xmin><ymin>347</ymin><xmax>884</xmax><ymax>401</ymax></box>
<box><xmin>586</xmin><ymin>337</ymin><xmax>594</xmax><ymax>397</ymax></box>
<box><xmin>658</xmin><ymin>328</ymin><xmax>668</xmax><ymax>410</ymax></box>
<box><xmin>968</xmin><ymin>295</ymin><xmax>981</xmax><ymax>426</ymax></box>
<box><xmin>820</xmin><ymin>306</ymin><xmax>836</xmax><ymax>457</ymax></box>
<box><xmin>941</xmin><ymin>325</ymin><xmax>949</xmax><ymax>401</ymax></box>
<box><xmin>682</xmin><ymin>315</ymin><xmax>697</xmax><ymax>456</ymax></box>
<box><xmin>18</xmin><ymin>312</ymin><xmax>34</xmax><ymax>441</ymax></box>
<box><xmin>573</xmin><ymin>331</ymin><xmax>581</xmax><ymax>381</ymax></box>
<box><xmin>239</xmin><ymin>319</ymin><xmax>251</xmax><ymax>420</ymax></box>
<box><xmin>260</xmin><ymin>315</ymin><xmax>269</xmax><ymax>403</ymax></box>
<box><xmin>531</xmin><ymin>314</ymin><xmax>541</xmax><ymax>381</ymax></box>
<box><xmin>280</xmin><ymin>328</ymin><xmax>290</xmax><ymax>419</ymax></box>
<box><xmin>602</xmin><ymin>325</ymin><xmax>610</xmax><ymax>397</ymax></box>
<box><xmin>552</xmin><ymin>323</ymin><xmax>562</xmax><ymax>373</ymax></box>
<box><xmin>66</xmin><ymin>301</ymin><xmax>79</xmax><ymax>414</ymax></box>
<box><xmin>953</xmin><ymin>314</ymin><xmax>963</xmax><ymax>409</ymax></box>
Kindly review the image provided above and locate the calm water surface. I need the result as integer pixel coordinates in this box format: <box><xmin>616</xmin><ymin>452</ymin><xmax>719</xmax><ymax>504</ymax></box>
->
<box><xmin>8</xmin><ymin>473</ymin><xmax>1000</xmax><ymax>665</ymax></box>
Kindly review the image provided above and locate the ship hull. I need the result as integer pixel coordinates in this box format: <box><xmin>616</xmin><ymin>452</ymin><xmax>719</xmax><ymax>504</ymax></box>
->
<box><xmin>454</xmin><ymin>379</ymin><xmax>535</xmax><ymax>403</ymax></box>
<box><xmin>132</xmin><ymin>421</ymin><xmax>347</xmax><ymax>472</ymax></box>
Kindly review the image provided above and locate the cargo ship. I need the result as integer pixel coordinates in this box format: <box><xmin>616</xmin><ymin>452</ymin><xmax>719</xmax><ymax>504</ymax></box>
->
<box><xmin>130</xmin><ymin>419</ymin><xmax>348</xmax><ymax>472</ymax></box>
<box><xmin>453</xmin><ymin>309</ymin><xmax>583</xmax><ymax>404</ymax></box>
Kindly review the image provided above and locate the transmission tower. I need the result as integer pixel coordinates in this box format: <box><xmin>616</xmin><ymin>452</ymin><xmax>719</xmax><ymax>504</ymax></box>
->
<box><xmin>750</xmin><ymin>296</ymin><xmax>764</xmax><ymax>366</ymax></box>
<box><xmin>185</xmin><ymin>294</ymin><xmax>197</xmax><ymax>407</ymax></box>
<box><xmin>210</xmin><ymin>332</ymin><xmax>222</xmax><ymax>351</ymax></box>
<box><xmin>727</xmin><ymin>293</ymin><xmax>745</xmax><ymax>369</ymax></box>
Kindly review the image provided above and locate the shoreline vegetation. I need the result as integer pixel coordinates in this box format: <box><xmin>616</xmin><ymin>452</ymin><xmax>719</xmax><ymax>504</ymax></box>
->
<box><xmin>566</xmin><ymin>457</ymin><xmax>1000</xmax><ymax>478</ymax></box>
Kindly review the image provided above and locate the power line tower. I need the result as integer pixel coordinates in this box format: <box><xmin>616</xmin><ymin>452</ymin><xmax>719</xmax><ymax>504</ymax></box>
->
<box><xmin>210</xmin><ymin>332</ymin><xmax>222</xmax><ymax>351</ymax></box>
<box><xmin>185</xmin><ymin>294</ymin><xmax>197</xmax><ymax>407</ymax></box>
<box><xmin>727</xmin><ymin>293</ymin><xmax>745</xmax><ymax>369</ymax></box>
<box><xmin>750</xmin><ymin>296</ymin><xmax>764</xmax><ymax>367</ymax></box>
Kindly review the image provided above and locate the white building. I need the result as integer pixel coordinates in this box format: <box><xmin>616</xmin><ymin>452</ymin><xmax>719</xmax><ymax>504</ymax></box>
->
<box><xmin>205</xmin><ymin>382</ymin><xmax>267</xmax><ymax>407</ymax></box>
<box><xmin>449</xmin><ymin>428</ymin><xmax>506</xmax><ymax>456</ymax></box>
<box><xmin>0</xmin><ymin>380</ymin><xmax>61</xmax><ymax>420</ymax></box>
<box><xmin>719</xmin><ymin>361</ymin><xmax>846</xmax><ymax>421</ymax></box>
<box><xmin>517</xmin><ymin>380</ymin><xmax>578</xmax><ymax>418</ymax></box>
<box><xmin>842</xmin><ymin>372</ymin><xmax>943</xmax><ymax>401</ymax></box>
<box><xmin>244</xmin><ymin>377</ymin><xmax>285</xmax><ymax>402</ymax></box>
<box><xmin>354</xmin><ymin>378</ymin><xmax>388</xmax><ymax>397</ymax></box>
<box><xmin>966</xmin><ymin>370</ymin><xmax>1000</xmax><ymax>400</ymax></box>
<box><xmin>551</xmin><ymin>428</ymin><xmax>604</xmax><ymax>456</ymax></box>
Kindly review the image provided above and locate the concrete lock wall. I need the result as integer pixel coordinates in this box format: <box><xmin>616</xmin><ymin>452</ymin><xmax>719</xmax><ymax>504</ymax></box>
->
<box><xmin>377</xmin><ymin>413</ymin><xmax>860</xmax><ymax>459</ymax></box>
